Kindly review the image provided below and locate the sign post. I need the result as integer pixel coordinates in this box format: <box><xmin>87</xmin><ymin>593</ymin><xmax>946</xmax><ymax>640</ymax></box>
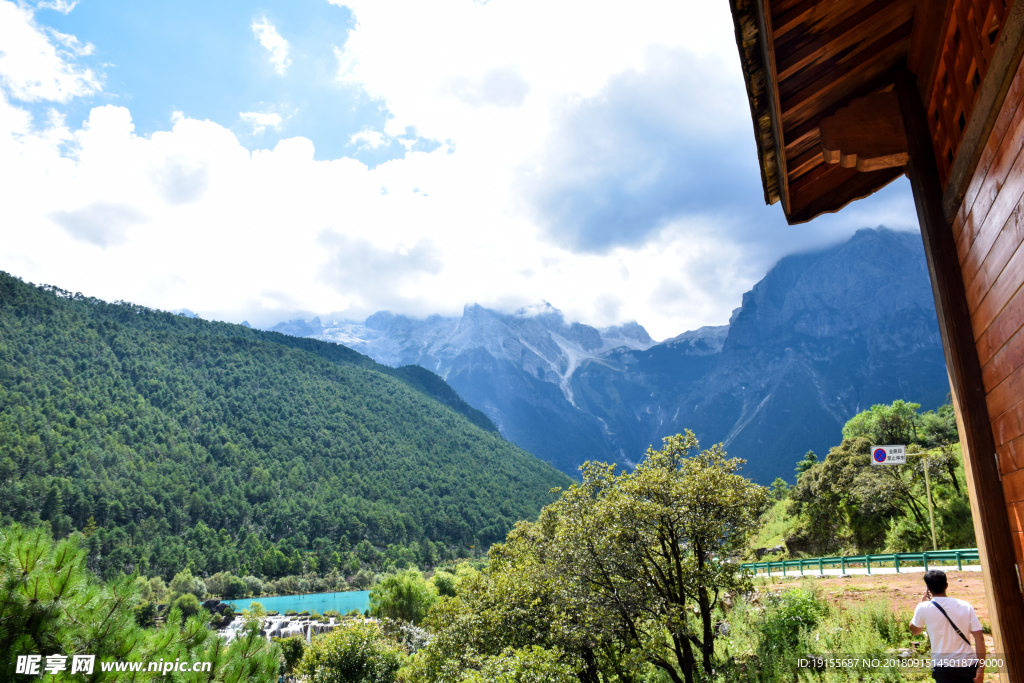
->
<box><xmin>922</xmin><ymin>451</ymin><xmax>938</xmax><ymax>551</ymax></box>
<box><xmin>870</xmin><ymin>445</ymin><xmax>906</xmax><ymax>465</ymax></box>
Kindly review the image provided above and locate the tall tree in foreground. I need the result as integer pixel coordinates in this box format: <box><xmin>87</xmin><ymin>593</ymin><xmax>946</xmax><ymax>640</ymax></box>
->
<box><xmin>403</xmin><ymin>433</ymin><xmax>767</xmax><ymax>683</ymax></box>
<box><xmin>547</xmin><ymin>433</ymin><xmax>769</xmax><ymax>683</ymax></box>
<box><xmin>0</xmin><ymin>524</ymin><xmax>279</xmax><ymax>681</ymax></box>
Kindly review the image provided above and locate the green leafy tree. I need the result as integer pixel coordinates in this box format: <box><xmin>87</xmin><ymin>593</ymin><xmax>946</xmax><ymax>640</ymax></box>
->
<box><xmin>405</xmin><ymin>547</ymin><xmax>618</xmax><ymax>683</ymax></box>
<box><xmin>170</xmin><ymin>568</ymin><xmax>208</xmax><ymax>599</ymax></box>
<box><xmin>431</xmin><ymin>570</ymin><xmax>456</xmax><ymax>598</ymax></box>
<box><xmin>243</xmin><ymin>575</ymin><xmax>264</xmax><ymax>597</ymax></box>
<box><xmin>132</xmin><ymin>599</ymin><xmax>157</xmax><ymax>627</ymax></box>
<box><xmin>788</xmin><ymin>438</ymin><xmax>888</xmax><ymax>552</ymax></box>
<box><xmin>352</xmin><ymin>568</ymin><xmax>375</xmax><ymax>590</ymax></box>
<box><xmin>919</xmin><ymin>404</ymin><xmax>964</xmax><ymax>495</ymax></box>
<box><xmin>296</xmin><ymin>621</ymin><xmax>403</xmax><ymax>683</ymax></box>
<box><xmin>242</xmin><ymin>601</ymin><xmax>268</xmax><ymax>623</ymax></box>
<box><xmin>794</xmin><ymin>450</ymin><xmax>817</xmax><ymax>478</ymax></box>
<box><xmin>370</xmin><ymin>568</ymin><xmax>438</xmax><ymax>625</ymax></box>
<box><xmin>789</xmin><ymin>436</ymin><xmax>973</xmax><ymax>553</ymax></box>
<box><xmin>171</xmin><ymin>593</ymin><xmax>202</xmax><ymax>622</ymax></box>
<box><xmin>0</xmin><ymin>523</ymin><xmax>279</xmax><ymax>681</ymax></box>
<box><xmin>769</xmin><ymin>477</ymin><xmax>790</xmax><ymax>500</ymax></box>
<box><xmin>274</xmin><ymin>635</ymin><xmax>306</xmax><ymax>675</ymax></box>
<box><xmin>222</xmin><ymin>574</ymin><xmax>248</xmax><ymax>599</ymax></box>
<box><xmin>919</xmin><ymin>403</ymin><xmax>959</xmax><ymax>447</ymax></box>
<box><xmin>842</xmin><ymin>400</ymin><xmax>921</xmax><ymax>445</ymax></box>
<box><xmin>544</xmin><ymin>432</ymin><xmax>769</xmax><ymax>683</ymax></box>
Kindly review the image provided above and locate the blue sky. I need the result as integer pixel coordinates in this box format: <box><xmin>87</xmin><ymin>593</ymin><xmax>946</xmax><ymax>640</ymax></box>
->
<box><xmin>30</xmin><ymin>0</ymin><xmax>437</xmax><ymax>163</ymax></box>
<box><xmin>0</xmin><ymin>0</ymin><xmax>919</xmax><ymax>339</ymax></box>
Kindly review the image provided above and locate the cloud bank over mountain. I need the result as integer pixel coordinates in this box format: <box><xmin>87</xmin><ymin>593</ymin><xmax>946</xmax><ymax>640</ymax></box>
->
<box><xmin>0</xmin><ymin>0</ymin><xmax>919</xmax><ymax>340</ymax></box>
<box><xmin>271</xmin><ymin>229</ymin><xmax>949</xmax><ymax>482</ymax></box>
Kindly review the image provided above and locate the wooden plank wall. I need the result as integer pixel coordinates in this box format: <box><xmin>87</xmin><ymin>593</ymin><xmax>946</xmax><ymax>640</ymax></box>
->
<box><xmin>926</xmin><ymin>0</ymin><xmax>1010</xmax><ymax>185</ymax></box>
<box><xmin>953</xmin><ymin>50</ymin><xmax>1024</xmax><ymax>568</ymax></box>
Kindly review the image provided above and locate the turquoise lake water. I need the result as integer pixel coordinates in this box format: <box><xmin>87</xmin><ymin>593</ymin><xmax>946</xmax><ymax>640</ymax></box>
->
<box><xmin>225</xmin><ymin>590</ymin><xmax>370</xmax><ymax>615</ymax></box>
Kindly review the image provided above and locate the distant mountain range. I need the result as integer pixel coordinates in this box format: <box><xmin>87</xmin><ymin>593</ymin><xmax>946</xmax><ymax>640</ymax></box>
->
<box><xmin>271</xmin><ymin>228</ymin><xmax>950</xmax><ymax>482</ymax></box>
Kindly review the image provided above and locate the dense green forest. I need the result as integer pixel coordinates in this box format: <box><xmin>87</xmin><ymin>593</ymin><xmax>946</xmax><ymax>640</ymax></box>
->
<box><xmin>0</xmin><ymin>271</ymin><xmax>569</xmax><ymax>583</ymax></box>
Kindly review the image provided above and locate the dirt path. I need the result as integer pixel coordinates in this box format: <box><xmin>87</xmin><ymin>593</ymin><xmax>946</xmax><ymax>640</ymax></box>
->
<box><xmin>758</xmin><ymin>571</ymin><xmax>996</xmax><ymax>653</ymax></box>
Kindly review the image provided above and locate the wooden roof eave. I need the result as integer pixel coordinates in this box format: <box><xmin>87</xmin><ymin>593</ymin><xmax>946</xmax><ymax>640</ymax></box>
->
<box><xmin>729</xmin><ymin>0</ymin><xmax>785</xmax><ymax>208</ymax></box>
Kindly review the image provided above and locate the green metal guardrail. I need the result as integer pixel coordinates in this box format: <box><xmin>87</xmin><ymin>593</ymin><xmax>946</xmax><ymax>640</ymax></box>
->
<box><xmin>741</xmin><ymin>548</ymin><xmax>979</xmax><ymax>577</ymax></box>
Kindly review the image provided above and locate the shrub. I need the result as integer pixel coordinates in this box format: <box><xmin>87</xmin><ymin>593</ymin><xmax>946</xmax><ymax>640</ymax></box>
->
<box><xmin>758</xmin><ymin>588</ymin><xmax>829</xmax><ymax>655</ymax></box>
<box><xmin>243</xmin><ymin>574</ymin><xmax>265</xmax><ymax>596</ymax></box>
<box><xmin>431</xmin><ymin>571</ymin><xmax>456</xmax><ymax>598</ymax></box>
<box><xmin>274</xmin><ymin>635</ymin><xmax>306</xmax><ymax>674</ymax></box>
<box><xmin>369</xmin><ymin>569</ymin><xmax>438</xmax><ymax>625</ymax></box>
<box><xmin>132</xmin><ymin>600</ymin><xmax>157</xmax><ymax>627</ymax></box>
<box><xmin>169</xmin><ymin>568</ymin><xmax>207</xmax><ymax>599</ymax></box>
<box><xmin>223</xmin><ymin>574</ymin><xmax>248</xmax><ymax>599</ymax></box>
<box><xmin>460</xmin><ymin>646</ymin><xmax>577</xmax><ymax>683</ymax></box>
<box><xmin>170</xmin><ymin>593</ymin><xmax>202</xmax><ymax>623</ymax></box>
<box><xmin>296</xmin><ymin>621</ymin><xmax>403</xmax><ymax>683</ymax></box>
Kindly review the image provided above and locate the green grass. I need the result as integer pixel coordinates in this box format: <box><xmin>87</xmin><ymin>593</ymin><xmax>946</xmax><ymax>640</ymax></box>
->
<box><xmin>711</xmin><ymin>586</ymin><xmax>934</xmax><ymax>682</ymax></box>
<box><xmin>747</xmin><ymin>498</ymin><xmax>799</xmax><ymax>558</ymax></box>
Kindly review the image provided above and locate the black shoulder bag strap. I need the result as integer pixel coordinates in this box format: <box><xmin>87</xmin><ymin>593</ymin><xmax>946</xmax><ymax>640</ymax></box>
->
<box><xmin>931</xmin><ymin>600</ymin><xmax>972</xmax><ymax>646</ymax></box>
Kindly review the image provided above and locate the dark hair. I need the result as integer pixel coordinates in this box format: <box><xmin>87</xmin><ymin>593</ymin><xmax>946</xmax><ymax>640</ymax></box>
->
<box><xmin>924</xmin><ymin>569</ymin><xmax>948</xmax><ymax>594</ymax></box>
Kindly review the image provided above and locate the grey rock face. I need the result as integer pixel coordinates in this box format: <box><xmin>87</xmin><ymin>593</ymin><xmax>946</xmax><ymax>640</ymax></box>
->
<box><xmin>270</xmin><ymin>228</ymin><xmax>948</xmax><ymax>482</ymax></box>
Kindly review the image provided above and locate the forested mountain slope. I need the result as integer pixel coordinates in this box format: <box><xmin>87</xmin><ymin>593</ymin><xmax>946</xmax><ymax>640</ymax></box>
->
<box><xmin>271</xmin><ymin>304</ymin><xmax>656</xmax><ymax>474</ymax></box>
<box><xmin>0</xmin><ymin>272</ymin><xmax>569</xmax><ymax>580</ymax></box>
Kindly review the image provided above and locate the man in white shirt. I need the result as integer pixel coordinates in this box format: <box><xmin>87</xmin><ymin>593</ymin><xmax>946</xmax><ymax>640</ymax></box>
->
<box><xmin>909</xmin><ymin>570</ymin><xmax>985</xmax><ymax>683</ymax></box>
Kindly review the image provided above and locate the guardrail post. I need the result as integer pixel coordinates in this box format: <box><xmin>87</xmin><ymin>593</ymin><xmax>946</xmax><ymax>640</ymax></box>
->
<box><xmin>924</xmin><ymin>553</ymin><xmax>928</xmax><ymax>571</ymax></box>
<box><xmin>956</xmin><ymin>552</ymin><xmax>962</xmax><ymax>571</ymax></box>
<box><xmin>895</xmin><ymin>555</ymin><xmax>900</xmax><ymax>573</ymax></box>
<box><xmin>866</xmin><ymin>555</ymin><xmax>871</xmax><ymax>574</ymax></box>
<box><xmin>841</xmin><ymin>557</ymin><xmax>845</xmax><ymax>574</ymax></box>
<box><xmin>800</xmin><ymin>559</ymin><xmax>804</xmax><ymax>576</ymax></box>
<box><xmin>782</xmin><ymin>562</ymin><xmax>787</xmax><ymax>577</ymax></box>
<box><xmin>819</xmin><ymin>558</ymin><xmax>823</xmax><ymax>575</ymax></box>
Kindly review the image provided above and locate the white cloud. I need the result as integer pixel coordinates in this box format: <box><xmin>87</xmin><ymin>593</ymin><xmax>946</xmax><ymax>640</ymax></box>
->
<box><xmin>448</xmin><ymin>67</ymin><xmax>529</xmax><ymax>108</ymax></box>
<box><xmin>348</xmin><ymin>127</ymin><xmax>387</xmax><ymax>150</ymax></box>
<box><xmin>251</xmin><ymin>17</ymin><xmax>291</xmax><ymax>75</ymax></box>
<box><xmin>36</xmin><ymin>0</ymin><xmax>79</xmax><ymax>14</ymax></box>
<box><xmin>240</xmin><ymin>110</ymin><xmax>283</xmax><ymax>135</ymax></box>
<box><xmin>50</xmin><ymin>201</ymin><xmax>146</xmax><ymax>247</ymax></box>
<box><xmin>0</xmin><ymin>1</ymin><xmax>99</xmax><ymax>102</ymax></box>
<box><xmin>0</xmin><ymin>0</ymin><xmax>920</xmax><ymax>341</ymax></box>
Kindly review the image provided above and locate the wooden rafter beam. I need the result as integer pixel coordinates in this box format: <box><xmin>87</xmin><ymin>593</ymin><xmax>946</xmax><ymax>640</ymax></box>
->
<box><xmin>776</xmin><ymin>0</ymin><xmax>915</xmax><ymax>81</ymax></box>
<box><xmin>781</xmin><ymin>22</ymin><xmax>912</xmax><ymax>125</ymax></box>
<box><xmin>783</xmin><ymin>75</ymin><xmax>896</xmax><ymax>160</ymax></box>
<box><xmin>820</xmin><ymin>91</ymin><xmax>910</xmax><ymax>171</ymax></box>
<box><xmin>756</xmin><ymin>0</ymin><xmax>793</xmax><ymax>213</ymax></box>
<box><xmin>788</xmin><ymin>164</ymin><xmax>904</xmax><ymax>222</ymax></box>
<box><xmin>773</xmin><ymin>0</ymin><xmax>873</xmax><ymax>40</ymax></box>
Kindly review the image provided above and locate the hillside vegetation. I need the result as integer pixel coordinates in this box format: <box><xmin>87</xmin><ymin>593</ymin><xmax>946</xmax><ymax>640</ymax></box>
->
<box><xmin>0</xmin><ymin>272</ymin><xmax>569</xmax><ymax>581</ymax></box>
<box><xmin>751</xmin><ymin>400</ymin><xmax>975</xmax><ymax>558</ymax></box>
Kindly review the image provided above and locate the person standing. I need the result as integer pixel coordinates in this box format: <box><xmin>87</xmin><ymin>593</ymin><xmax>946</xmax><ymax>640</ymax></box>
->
<box><xmin>909</xmin><ymin>569</ymin><xmax>985</xmax><ymax>683</ymax></box>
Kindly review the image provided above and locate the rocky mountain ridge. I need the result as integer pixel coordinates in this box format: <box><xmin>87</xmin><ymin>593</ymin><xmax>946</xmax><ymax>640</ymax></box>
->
<box><xmin>271</xmin><ymin>227</ymin><xmax>950</xmax><ymax>482</ymax></box>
